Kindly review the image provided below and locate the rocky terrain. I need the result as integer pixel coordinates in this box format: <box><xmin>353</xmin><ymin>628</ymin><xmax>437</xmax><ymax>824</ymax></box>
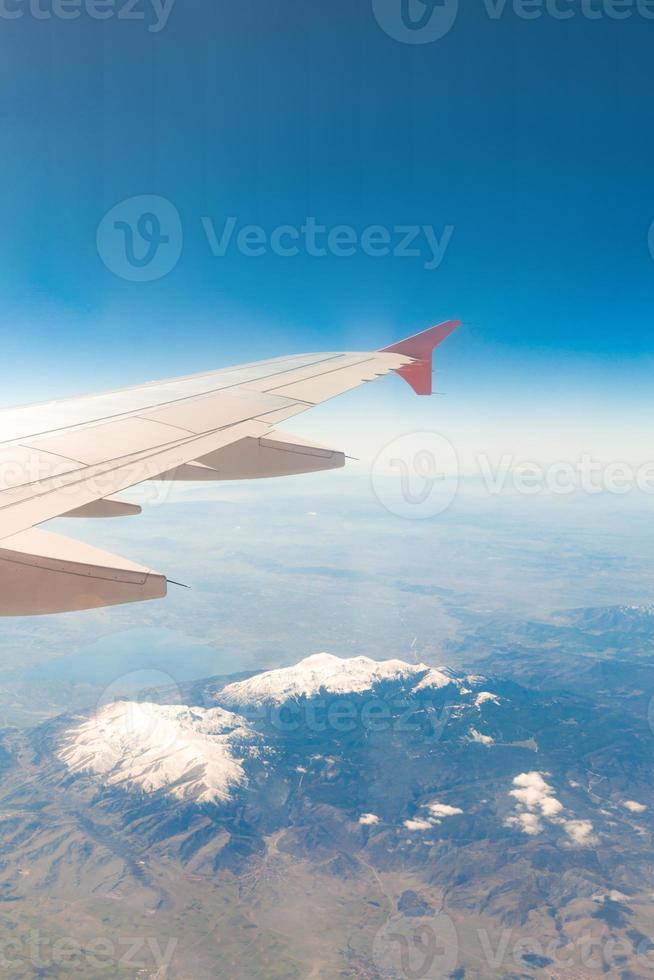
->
<box><xmin>0</xmin><ymin>647</ymin><xmax>652</xmax><ymax>977</ymax></box>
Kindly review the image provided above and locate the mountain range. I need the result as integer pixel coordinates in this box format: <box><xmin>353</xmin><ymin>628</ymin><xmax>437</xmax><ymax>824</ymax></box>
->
<box><xmin>0</xmin><ymin>646</ymin><xmax>653</xmax><ymax>977</ymax></box>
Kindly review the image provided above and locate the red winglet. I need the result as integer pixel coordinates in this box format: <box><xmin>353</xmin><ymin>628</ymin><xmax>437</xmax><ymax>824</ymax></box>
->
<box><xmin>380</xmin><ymin>320</ymin><xmax>461</xmax><ymax>395</ymax></box>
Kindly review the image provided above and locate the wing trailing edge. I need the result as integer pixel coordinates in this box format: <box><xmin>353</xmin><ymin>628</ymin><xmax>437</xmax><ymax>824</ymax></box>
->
<box><xmin>0</xmin><ymin>528</ymin><xmax>166</xmax><ymax>616</ymax></box>
<box><xmin>0</xmin><ymin>320</ymin><xmax>460</xmax><ymax>614</ymax></box>
<box><xmin>157</xmin><ymin>431</ymin><xmax>345</xmax><ymax>481</ymax></box>
<box><xmin>62</xmin><ymin>497</ymin><xmax>142</xmax><ymax>519</ymax></box>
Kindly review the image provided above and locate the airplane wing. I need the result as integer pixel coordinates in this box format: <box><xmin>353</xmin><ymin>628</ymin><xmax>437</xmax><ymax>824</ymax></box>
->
<box><xmin>0</xmin><ymin>320</ymin><xmax>460</xmax><ymax>615</ymax></box>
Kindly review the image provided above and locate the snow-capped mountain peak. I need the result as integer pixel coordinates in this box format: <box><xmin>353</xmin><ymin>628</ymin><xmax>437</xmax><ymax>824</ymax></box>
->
<box><xmin>58</xmin><ymin>701</ymin><xmax>258</xmax><ymax>804</ymax></box>
<box><xmin>217</xmin><ymin>652</ymin><xmax>430</xmax><ymax>707</ymax></box>
<box><xmin>57</xmin><ymin>655</ymin><xmax>501</xmax><ymax>806</ymax></box>
<box><xmin>413</xmin><ymin>666</ymin><xmax>459</xmax><ymax>692</ymax></box>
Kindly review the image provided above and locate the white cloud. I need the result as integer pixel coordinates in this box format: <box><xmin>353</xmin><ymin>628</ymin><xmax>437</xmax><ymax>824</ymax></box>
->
<box><xmin>404</xmin><ymin>801</ymin><xmax>464</xmax><ymax>833</ymax></box>
<box><xmin>505</xmin><ymin>812</ymin><xmax>543</xmax><ymax>836</ymax></box>
<box><xmin>564</xmin><ymin>820</ymin><xmax>597</xmax><ymax>846</ymax></box>
<box><xmin>359</xmin><ymin>813</ymin><xmax>380</xmax><ymax>826</ymax></box>
<box><xmin>623</xmin><ymin>800</ymin><xmax>647</xmax><ymax>814</ymax></box>
<box><xmin>510</xmin><ymin>772</ymin><xmax>563</xmax><ymax>817</ymax></box>
<box><xmin>403</xmin><ymin>818</ymin><xmax>433</xmax><ymax>832</ymax></box>
<box><xmin>504</xmin><ymin>772</ymin><xmax>596</xmax><ymax>847</ymax></box>
<box><xmin>424</xmin><ymin>803</ymin><xmax>463</xmax><ymax>818</ymax></box>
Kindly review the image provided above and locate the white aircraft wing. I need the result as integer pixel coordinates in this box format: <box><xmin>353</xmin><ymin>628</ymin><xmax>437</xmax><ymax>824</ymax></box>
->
<box><xmin>0</xmin><ymin>320</ymin><xmax>459</xmax><ymax>615</ymax></box>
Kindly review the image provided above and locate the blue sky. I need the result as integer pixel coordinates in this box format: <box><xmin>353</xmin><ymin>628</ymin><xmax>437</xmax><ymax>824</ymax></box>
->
<box><xmin>0</xmin><ymin>0</ymin><xmax>653</xmax><ymax>458</ymax></box>
<box><xmin>0</xmin><ymin>1</ymin><xmax>653</xmax><ymax>674</ymax></box>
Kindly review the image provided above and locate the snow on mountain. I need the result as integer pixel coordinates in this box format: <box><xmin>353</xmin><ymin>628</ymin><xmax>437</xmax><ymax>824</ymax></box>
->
<box><xmin>562</xmin><ymin>603</ymin><xmax>654</xmax><ymax>632</ymax></box>
<box><xmin>467</xmin><ymin>728</ymin><xmax>494</xmax><ymax>746</ymax></box>
<box><xmin>58</xmin><ymin>701</ymin><xmax>258</xmax><ymax>804</ymax></box>
<box><xmin>413</xmin><ymin>667</ymin><xmax>457</xmax><ymax>691</ymax></box>
<box><xmin>475</xmin><ymin>692</ymin><xmax>501</xmax><ymax>708</ymax></box>
<box><xmin>217</xmin><ymin>653</ymin><xmax>429</xmax><ymax>707</ymax></box>
<box><xmin>56</xmin><ymin>655</ymin><xmax>503</xmax><ymax>806</ymax></box>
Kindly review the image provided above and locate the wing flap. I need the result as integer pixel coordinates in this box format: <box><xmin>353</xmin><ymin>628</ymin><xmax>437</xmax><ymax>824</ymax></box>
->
<box><xmin>0</xmin><ymin>321</ymin><xmax>460</xmax><ymax>580</ymax></box>
<box><xmin>0</xmin><ymin>528</ymin><xmax>166</xmax><ymax>615</ymax></box>
<box><xmin>157</xmin><ymin>431</ymin><xmax>344</xmax><ymax>481</ymax></box>
<box><xmin>61</xmin><ymin>497</ymin><xmax>142</xmax><ymax>518</ymax></box>
<box><xmin>0</xmin><ymin>445</ymin><xmax>83</xmax><ymax>492</ymax></box>
<box><xmin>0</xmin><ymin>419</ymin><xmax>269</xmax><ymax>541</ymax></box>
